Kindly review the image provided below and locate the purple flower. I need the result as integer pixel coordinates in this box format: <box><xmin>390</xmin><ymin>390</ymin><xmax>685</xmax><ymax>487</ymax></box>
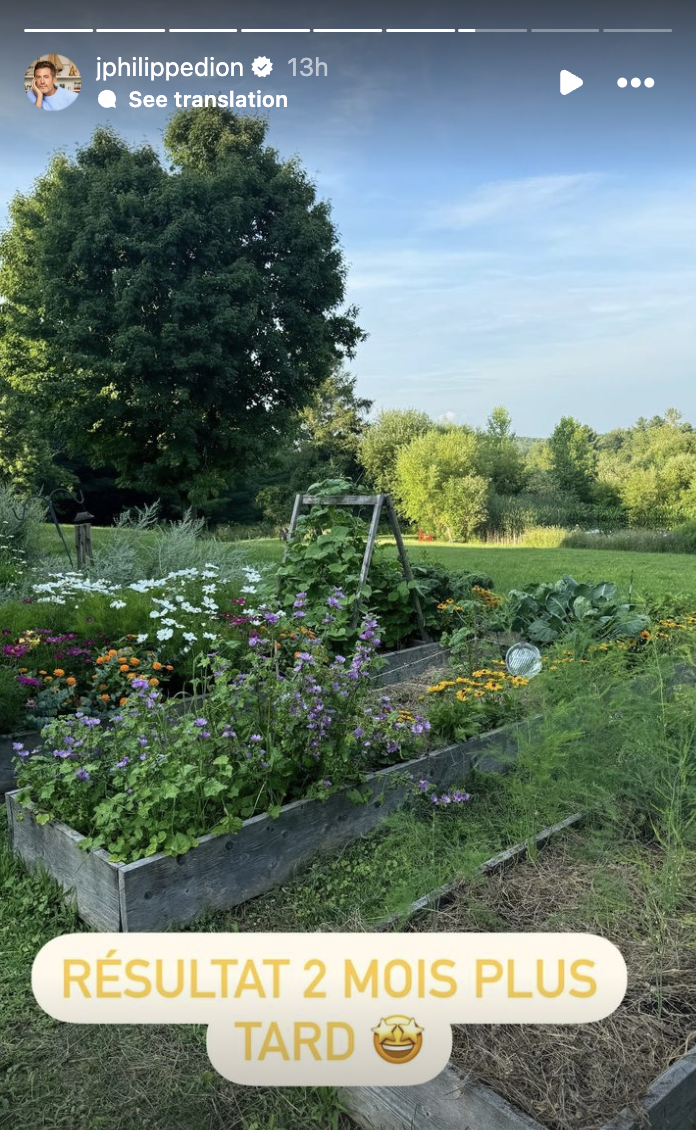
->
<box><xmin>250</xmin><ymin>733</ymin><xmax>263</xmax><ymax>742</ymax></box>
<box><xmin>115</xmin><ymin>756</ymin><xmax>130</xmax><ymax>769</ymax></box>
<box><xmin>353</xmin><ymin>727</ymin><xmax>365</xmax><ymax>738</ymax></box>
<box><xmin>194</xmin><ymin>717</ymin><xmax>208</xmax><ymax>727</ymax></box>
<box><xmin>131</xmin><ymin>677</ymin><xmax>149</xmax><ymax>690</ymax></box>
<box><xmin>293</xmin><ymin>610</ymin><xmax>306</xmax><ymax>619</ymax></box>
<box><xmin>75</xmin><ymin>768</ymin><xmax>90</xmax><ymax>781</ymax></box>
<box><xmin>418</xmin><ymin>779</ymin><xmax>429</xmax><ymax>792</ymax></box>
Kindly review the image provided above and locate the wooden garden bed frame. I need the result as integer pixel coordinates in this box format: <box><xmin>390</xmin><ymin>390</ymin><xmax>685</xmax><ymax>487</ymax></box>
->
<box><xmin>6</xmin><ymin>714</ymin><xmax>535</xmax><ymax>932</ymax></box>
<box><xmin>342</xmin><ymin>814</ymin><xmax>696</xmax><ymax>1130</ymax></box>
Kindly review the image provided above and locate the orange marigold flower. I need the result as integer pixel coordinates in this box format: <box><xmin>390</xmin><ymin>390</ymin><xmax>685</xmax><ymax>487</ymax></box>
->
<box><xmin>129</xmin><ymin>657</ymin><xmax>140</xmax><ymax>666</ymax></box>
<box><xmin>53</xmin><ymin>669</ymin><xmax>65</xmax><ymax>677</ymax></box>
<box><xmin>119</xmin><ymin>664</ymin><xmax>130</xmax><ymax>673</ymax></box>
<box><xmin>66</xmin><ymin>676</ymin><xmax>77</xmax><ymax>686</ymax></box>
<box><xmin>126</xmin><ymin>672</ymin><xmax>136</xmax><ymax>680</ymax></box>
<box><xmin>100</xmin><ymin>693</ymin><xmax>110</xmax><ymax>701</ymax></box>
<box><xmin>119</xmin><ymin>696</ymin><xmax>128</xmax><ymax>705</ymax></box>
<box><xmin>95</xmin><ymin>656</ymin><xmax>105</xmax><ymax>665</ymax></box>
<box><xmin>108</xmin><ymin>649</ymin><xmax>118</xmax><ymax>657</ymax></box>
<box><xmin>152</xmin><ymin>661</ymin><xmax>162</xmax><ymax>670</ymax></box>
<box><xmin>149</xmin><ymin>677</ymin><xmax>159</xmax><ymax>686</ymax></box>
<box><xmin>165</xmin><ymin>665</ymin><xmax>174</xmax><ymax>671</ymax></box>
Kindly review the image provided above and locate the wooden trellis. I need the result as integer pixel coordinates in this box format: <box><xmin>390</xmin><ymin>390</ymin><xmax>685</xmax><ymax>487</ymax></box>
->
<box><xmin>284</xmin><ymin>492</ymin><xmax>430</xmax><ymax>641</ymax></box>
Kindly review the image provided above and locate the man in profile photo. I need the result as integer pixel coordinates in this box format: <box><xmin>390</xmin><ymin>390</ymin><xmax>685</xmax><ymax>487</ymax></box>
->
<box><xmin>28</xmin><ymin>60</ymin><xmax>79</xmax><ymax>111</ymax></box>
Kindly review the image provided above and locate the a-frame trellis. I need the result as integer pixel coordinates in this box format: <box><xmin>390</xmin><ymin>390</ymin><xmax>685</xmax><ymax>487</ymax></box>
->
<box><xmin>284</xmin><ymin>492</ymin><xmax>430</xmax><ymax>641</ymax></box>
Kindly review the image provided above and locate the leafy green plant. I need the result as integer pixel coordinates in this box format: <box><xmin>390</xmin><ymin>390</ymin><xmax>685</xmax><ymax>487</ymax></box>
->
<box><xmin>507</xmin><ymin>576</ymin><xmax>650</xmax><ymax>645</ymax></box>
<box><xmin>0</xmin><ymin>665</ymin><xmax>29</xmax><ymax>733</ymax></box>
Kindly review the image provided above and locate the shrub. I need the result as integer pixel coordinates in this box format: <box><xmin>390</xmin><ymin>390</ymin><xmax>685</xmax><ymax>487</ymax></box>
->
<box><xmin>672</xmin><ymin>520</ymin><xmax>696</xmax><ymax>554</ymax></box>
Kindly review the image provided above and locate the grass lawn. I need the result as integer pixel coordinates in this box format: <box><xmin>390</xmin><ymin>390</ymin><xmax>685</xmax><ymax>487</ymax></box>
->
<box><xmin>403</xmin><ymin>541</ymin><xmax>696</xmax><ymax>601</ymax></box>
<box><xmin>224</xmin><ymin>536</ymin><xmax>696</xmax><ymax>603</ymax></box>
<box><xmin>30</xmin><ymin>526</ymin><xmax>696</xmax><ymax>604</ymax></box>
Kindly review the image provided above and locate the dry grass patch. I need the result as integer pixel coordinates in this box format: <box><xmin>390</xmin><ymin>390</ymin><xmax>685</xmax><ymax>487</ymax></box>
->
<box><xmin>430</xmin><ymin>832</ymin><xmax>696</xmax><ymax>1130</ymax></box>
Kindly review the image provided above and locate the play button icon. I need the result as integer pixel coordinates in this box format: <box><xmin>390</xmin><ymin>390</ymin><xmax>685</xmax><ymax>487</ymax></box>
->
<box><xmin>560</xmin><ymin>69</ymin><xmax>583</xmax><ymax>95</ymax></box>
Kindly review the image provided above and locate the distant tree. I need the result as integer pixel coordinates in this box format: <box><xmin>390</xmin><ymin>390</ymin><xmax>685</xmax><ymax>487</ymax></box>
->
<box><xmin>548</xmin><ymin>417</ymin><xmax>598</xmax><ymax>502</ymax></box>
<box><xmin>0</xmin><ymin>109</ymin><xmax>365</xmax><ymax>509</ymax></box>
<box><xmin>255</xmin><ymin>369</ymin><xmax>372</xmax><ymax>525</ymax></box>
<box><xmin>478</xmin><ymin>406</ymin><xmax>526</xmax><ymax>495</ymax></box>
<box><xmin>358</xmin><ymin>408</ymin><xmax>431</xmax><ymax>496</ymax></box>
<box><xmin>395</xmin><ymin>428</ymin><xmax>488</xmax><ymax>541</ymax></box>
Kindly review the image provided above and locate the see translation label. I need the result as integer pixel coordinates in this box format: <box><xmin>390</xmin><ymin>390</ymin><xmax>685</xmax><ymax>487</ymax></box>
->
<box><xmin>33</xmin><ymin>932</ymin><xmax>627</xmax><ymax>1085</ymax></box>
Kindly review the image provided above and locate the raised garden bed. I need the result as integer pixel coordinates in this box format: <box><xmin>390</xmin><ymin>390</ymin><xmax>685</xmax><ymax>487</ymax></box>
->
<box><xmin>343</xmin><ymin>830</ymin><xmax>696</xmax><ymax>1130</ymax></box>
<box><xmin>6</xmin><ymin>711</ymin><xmax>532</xmax><ymax>931</ymax></box>
<box><xmin>0</xmin><ymin>641</ymin><xmax>449</xmax><ymax>797</ymax></box>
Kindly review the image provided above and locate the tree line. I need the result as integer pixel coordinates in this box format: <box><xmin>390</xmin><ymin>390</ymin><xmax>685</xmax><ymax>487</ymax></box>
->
<box><xmin>1</xmin><ymin>108</ymin><xmax>694</xmax><ymax>536</ymax></box>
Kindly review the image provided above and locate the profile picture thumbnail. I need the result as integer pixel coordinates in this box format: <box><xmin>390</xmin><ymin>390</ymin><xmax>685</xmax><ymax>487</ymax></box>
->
<box><xmin>25</xmin><ymin>55</ymin><xmax>81</xmax><ymax>111</ymax></box>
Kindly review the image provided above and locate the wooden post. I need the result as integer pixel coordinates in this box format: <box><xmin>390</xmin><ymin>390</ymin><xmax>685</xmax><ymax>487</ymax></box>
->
<box><xmin>73</xmin><ymin>510</ymin><xmax>94</xmax><ymax>568</ymax></box>
<box><xmin>385</xmin><ymin>494</ymin><xmax>430</xmax><ymax>642</ymax></box>
<box><xmin>350</xmin><ymin>495</ymin><xmax>383</xmax><ymax>629</ymax></box>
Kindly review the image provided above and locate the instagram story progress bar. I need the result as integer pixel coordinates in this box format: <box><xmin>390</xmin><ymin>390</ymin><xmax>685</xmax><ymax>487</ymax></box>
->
<box><xmin>23</xmin><ymin>27</ymin><xmax>675</xmax><ymax>34</ymax></box>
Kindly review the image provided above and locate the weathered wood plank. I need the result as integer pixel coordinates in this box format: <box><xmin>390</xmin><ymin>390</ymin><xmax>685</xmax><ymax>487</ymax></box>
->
<box><xmin>374</xmin><ymin>811</ymin><xmax>583</xmax><ymax>931</ymax></box>
<box><xmin>371</xmin><ymin>643</ymin><xmax>449</xmax><ymax>687</ymax></box>
<box><xmin>385</xmin><ymin>493</ymin><xmax>430</xmax><ymax>642</ymax></box>
<box><xmin>343</xmin><ymin>1063</ymin><xmax>546</xmax><ymax>1130</ymax></box>
<box><xmin>600</xmin><ymin>1047</ymin><xmax>696</xmax><ymax>1130</ymax></box>
<box><xmin>300</xmin><ymin>494</ymin><xmax>380</xmax><ymax>506</ymax></box>
<box><xmin>117</xmin><ymin>724</ymin><xmax>522</xmax><ymax>931</ymax></box>
<box><xmin>6</xmin><ymin>791</ymin><xmax>121</xmax><ymax>931</ymax></box>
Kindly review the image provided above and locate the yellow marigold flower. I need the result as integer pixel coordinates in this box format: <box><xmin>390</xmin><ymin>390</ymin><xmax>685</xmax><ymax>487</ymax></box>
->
<box><xmin>39</xmin><ymin>670</ymin><xmax>46</xmax><ymax>675</ymax></box>
<box><xmin>126</xmin><ymin>672</ymin><xmax>136</xmax><ymax>680</ymax></box>
<box><xmin>44</xmin><ymin>676</ymin><xmax>53</xmax><ymax>683</ymax></box>
<box><xmin>19</xmin><ymin>667</ymin><xmax>28</xmax><ymax>673</ymax></box>
<box><xmin>165</xmin><ymin>665</ymin><xmax>174</xmax><ymax>671</ymax></box>
<box><xmin>640</xmin><ymin>630</ymin><xmax>651</xmax><ymax>640</ymax></box>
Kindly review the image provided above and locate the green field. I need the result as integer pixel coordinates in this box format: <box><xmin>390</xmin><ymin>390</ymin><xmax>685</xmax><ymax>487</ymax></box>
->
<box><xmin>32</xmin><ymin>526</ymin><xmax>696</xmax><ymax>604</ymax></box>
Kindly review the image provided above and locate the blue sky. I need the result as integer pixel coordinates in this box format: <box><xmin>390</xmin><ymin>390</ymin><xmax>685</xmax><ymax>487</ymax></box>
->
<box><xmin>1</xmin><ymin>1</ymin><xmax>694</xmax><ymax>436</ymax></box>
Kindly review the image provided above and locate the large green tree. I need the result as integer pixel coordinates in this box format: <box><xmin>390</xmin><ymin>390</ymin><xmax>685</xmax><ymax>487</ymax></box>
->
<box><xmin>358</xmin><ymin>407</ymin><xmax>432</xmax><ymax>495</ymax></box>
<box><xmin>478</xmin><ymin>406</ymin><xmax>526</xmax><ymax>496</ymax></box>
<box><xmin>395</xmin><ymin>428</ymin><xmax>488</xmax><ymax>542</ymax></box>
<box><xmin>548</xmin><ymin>416</ymin><xmax>598</xmax><ymax>502</ymax></box>
<box><xmin>255</xmin><ymin>367</ymin><xmax>372</xmax><ymax>525</ymax></box>
<box><xmin>0</xmin><ymin>109</ymin><xmax>364</xmax><ymax>506</ymax></box>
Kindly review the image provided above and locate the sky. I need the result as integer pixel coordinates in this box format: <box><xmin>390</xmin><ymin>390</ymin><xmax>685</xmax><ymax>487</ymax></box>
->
<box><xmin>1</xmin><ymin>1</ymin><xmax>694</xmax><ymax>437</ymax></box>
